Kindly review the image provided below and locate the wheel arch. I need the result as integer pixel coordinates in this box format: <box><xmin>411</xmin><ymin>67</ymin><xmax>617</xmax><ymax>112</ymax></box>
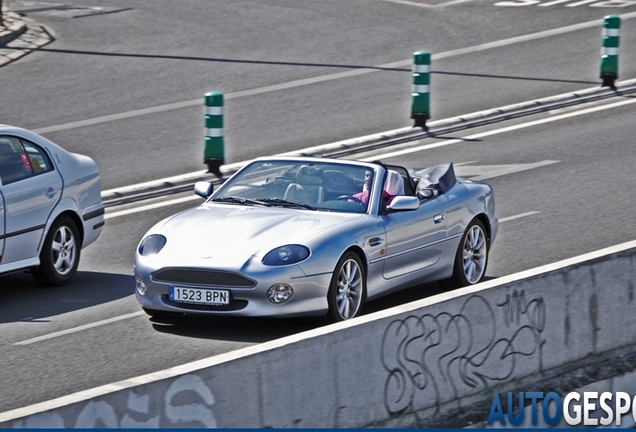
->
<box><xmin>473</xmin><ymin>213</ymin><xmax>491</xmax><ymax>247</ymax></box>
<box><xmin>46</xmin><ymin>210</ymin><xmax>84</xmax><ymax>247</ymax></box>
<box><xmin>341</xmin><ymin>245</ymin><xmax>368</xmax><ymax>277</ymax></box>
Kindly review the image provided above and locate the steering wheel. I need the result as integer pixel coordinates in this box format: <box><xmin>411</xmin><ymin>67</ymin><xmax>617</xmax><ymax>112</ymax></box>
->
<box><xmin>268</xmin><ymin>176</ymin><xmax>291</xmax><ymax>187</ymax></box>
<box><xmin>337</xmin><ymin>195</ymin><xmax>365</xmax><ymax>205</ymax></box>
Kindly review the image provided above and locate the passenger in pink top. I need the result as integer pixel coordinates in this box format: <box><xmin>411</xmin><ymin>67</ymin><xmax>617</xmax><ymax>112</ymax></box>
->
<box><xmin>352</xmin><ymin>170</ymin><xmax>404</xmax><ymax>205</ymax></box>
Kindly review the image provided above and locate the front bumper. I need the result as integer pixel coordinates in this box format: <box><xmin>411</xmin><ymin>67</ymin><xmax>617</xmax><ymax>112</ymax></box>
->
<box><xmin>134</xmin><ymin>262</ymin><xmax>333</xmax><ymax>318</ymax></box>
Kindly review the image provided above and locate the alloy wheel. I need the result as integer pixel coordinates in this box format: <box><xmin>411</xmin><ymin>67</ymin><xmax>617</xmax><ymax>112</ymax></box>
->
<box><xmin>462</xmin><ymin>224</ymin><xmax>487</xmax><ymax>284</ymax></box>
<box><xmin>335</xmin><ymin>258</ymin><xmax>363</xmax><ymax>320</ymax></box>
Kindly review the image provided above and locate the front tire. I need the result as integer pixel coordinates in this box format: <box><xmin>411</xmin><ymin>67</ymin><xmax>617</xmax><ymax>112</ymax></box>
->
<box><xmin>324</xmin><ymin>252</ymin><xmax>367</xmax><ymax>323</ymax></box>
<box><xmin>33</xmin><ymin>215</ymin><xmax>81</xmax><ymax>286</ymax></box>
<box><xmin>442</xmin><ymin>219</ymin><xmax>489</xmax><ymax>289</ymax></box>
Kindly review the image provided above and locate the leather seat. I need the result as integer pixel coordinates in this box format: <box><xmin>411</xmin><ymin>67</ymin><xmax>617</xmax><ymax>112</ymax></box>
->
<box><xmin>284</xmin><ymin>165</ymin><xmax>324</xmax><ymax>204</ymax></box>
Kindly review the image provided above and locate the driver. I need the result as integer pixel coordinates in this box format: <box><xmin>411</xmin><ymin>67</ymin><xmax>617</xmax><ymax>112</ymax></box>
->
<box><xmin>351</xmin><ymin>170</ymin><xmax>373</xmax><ymax>204</ymax></box>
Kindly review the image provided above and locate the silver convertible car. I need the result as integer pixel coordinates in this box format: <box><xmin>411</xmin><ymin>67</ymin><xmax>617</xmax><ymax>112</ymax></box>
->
<box><xmin>0</xmin><ymin>125</ymin><xmax>104</xmax><ymax>286</ymax></box>
<box><xmin>134</xmin><ymin>157</ymin><xmax>497</xmax><ymax>322</ymax></box>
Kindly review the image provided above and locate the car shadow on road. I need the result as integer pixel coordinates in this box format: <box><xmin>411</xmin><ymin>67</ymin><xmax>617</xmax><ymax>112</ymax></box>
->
<box><xmin>147</xmin><ymin>278</ymin><xmax>499</xmax><ymax>343</ymax></box>
<box><xmin>0</xmin><ymin>271</ymin><xmax>133</xmax><ymax>323</ymax></box>
<box><xmin>149</xmin><ymin>315</ymin><xmax>321</xmax><ymax>344</ymax></box>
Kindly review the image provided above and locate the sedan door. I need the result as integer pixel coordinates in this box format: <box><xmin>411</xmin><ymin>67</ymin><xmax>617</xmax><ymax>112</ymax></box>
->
<box><xmin>0</xmin><ymin>137</ymin><xmax>63</xmax><ymax>264</ymax></box>
<box><xmin>381</xmin><ymin>194</ymin><xmax>449</xmax><ymax>280</ymax></box>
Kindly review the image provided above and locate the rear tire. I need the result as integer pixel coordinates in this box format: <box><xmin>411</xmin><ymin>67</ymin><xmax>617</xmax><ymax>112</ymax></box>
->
<box><xmin>441</xmin><ymin>219</ymin><xmax>488</xmax><ymax>290</ymax></box>
<box><xmin>323</xmin><ymin>252</ymin><xmax>366</xmax><ymax>324</ymax></box>
<box><xmin>33</xmin><ymin>215</ymin><xmax>81</xmax><ymax>286</ymax></box>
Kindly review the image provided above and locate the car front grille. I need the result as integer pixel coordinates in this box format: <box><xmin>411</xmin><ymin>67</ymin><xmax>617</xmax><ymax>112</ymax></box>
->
<box><xmin>152</xmin><ymin>268</ymin><xmax>256</xmax><ymax>288</ymax></box>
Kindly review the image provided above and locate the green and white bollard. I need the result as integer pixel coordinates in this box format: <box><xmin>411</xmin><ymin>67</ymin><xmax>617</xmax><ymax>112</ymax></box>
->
<box><xmin>204</xmin><ymin>91</ymin><xmax>225</xmax><ymax>179</ymax></box>
<box><xmin>411</xmin><ymin>51</ymin><xmax>431</xmax><ymax>131</ymax></box>
<box><xmin>600</xmin><ymin>15</ymin><xmax>620</xmax><ymax>90</ymax></box>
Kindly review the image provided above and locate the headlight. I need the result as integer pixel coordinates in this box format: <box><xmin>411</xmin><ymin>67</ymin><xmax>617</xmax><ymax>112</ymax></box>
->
<box><xmin>262</xmin><ymin>245</ymin><xmax>310</xmax><ymax>266</ymax></box>
<box><xmin>138</xmin><ymin>234</ymin><xmax>167</xmax><ymax>256</ymax></box>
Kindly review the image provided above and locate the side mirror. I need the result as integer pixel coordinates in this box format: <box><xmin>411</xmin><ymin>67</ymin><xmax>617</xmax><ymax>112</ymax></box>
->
<box><xmin>194</xmin><ymin>181</ymin><xmax>214</xmax><ymax>198</ymax></box>
<box><xmin>386</xmin><ymin>195</ymin><xmax>420</xmax><ymax>211</ymax></box>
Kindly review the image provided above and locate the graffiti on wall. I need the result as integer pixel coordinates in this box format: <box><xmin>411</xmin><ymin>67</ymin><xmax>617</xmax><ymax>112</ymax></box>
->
<box><xmin>10</xmin><ymin>374</ymin><xmax>217</xmax><ymax>428</ymax></box>
<box><xmin>380</xmin><ymin>290</ymin><xmax>546</xmax><ymax>416</ymax></box>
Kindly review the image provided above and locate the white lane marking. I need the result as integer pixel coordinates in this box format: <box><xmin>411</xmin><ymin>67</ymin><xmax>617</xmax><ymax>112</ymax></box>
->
<box><xmin>31</xmin><ymin>13</ymin><xmax>636</xmax><ymax>135</ymax></box>
<box><xmin>361</xmin><ymin>97</ymin><xmax>636</xmax><ymax>161</ymax></box>
<box><xmin>13</xmin><ymin>311</ymin><xmax>145</xmax><ymax>346</ymax></box>
<box><xmin>105</xmin><ymin>98</ymin><xmax>636</xmax><ymax>219</ymax></box>
<box><xmin>105</xmin><ymin>195</ymin><xmax>201</xmax><ymax>220</ymax></box>
<box><xmin>455</xmin><ymin>160</ymin><xmax>560</xmax><ymax>181</ymax></box>
<box><xmin>539</xmin><ymin>0</ymin><xmax>572</xmax><ymax>5</ymax></box>
<box><xmin>499</xmin><ymin>211</ymin><xmax>540</xmax><ymax>222</ymax></box>
<box><xmin>380</xmin><ymin>0</ymin><xmax>473</xmax><ymax>8</ymax></box>
<box><xmin>11</xmin><ymin>209</ymin><xmax>534</xmax><ymax>346</ymax></box>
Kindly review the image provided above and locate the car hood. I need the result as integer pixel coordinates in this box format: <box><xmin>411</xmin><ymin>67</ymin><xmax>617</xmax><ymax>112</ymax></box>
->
<box><xmin>152</xmin><ymin>203</ymin><xmax>362</xmax><ymax>265</ymax></box>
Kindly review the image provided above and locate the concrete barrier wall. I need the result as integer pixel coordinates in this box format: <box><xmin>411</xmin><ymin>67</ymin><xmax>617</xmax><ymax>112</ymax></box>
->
<box><xmin>2</xmin><ymin>240</ymin><xmax>636</xmax><ymax>428</ymax></box>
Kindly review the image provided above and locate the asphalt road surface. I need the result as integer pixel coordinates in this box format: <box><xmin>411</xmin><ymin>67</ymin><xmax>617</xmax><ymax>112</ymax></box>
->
<box><xmin>2</xmin><ymin>97</ymin><xmax>635</xmax><ymax>412</ymax></box>
<box><xmin>1</xmin><ymin>0</ymin><xmax>636</xmax><ymax>414</ymax></box>
<box><xmin>1</xmin><ymin>0</ymin><xmax>635</xmax><ymax>189</ymax></box>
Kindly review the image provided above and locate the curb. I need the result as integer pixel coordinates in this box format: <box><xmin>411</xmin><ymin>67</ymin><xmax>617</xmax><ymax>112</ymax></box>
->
<box><xmin>0</xmin><ymin>11</ymin><xmax>27</xmax><ymax>46</ymax></box>
<box><xmin>101</xmin><ymin>77</ymin><xmax>636</xmax><ymax>208</ymax></box>
<box><xmin>0</xmin><ymin>12</ymin><xmax>54</xmax><ymax>68</ymax></box>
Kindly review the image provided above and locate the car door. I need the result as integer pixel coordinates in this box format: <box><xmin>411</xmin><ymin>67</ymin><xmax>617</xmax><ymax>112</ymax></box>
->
<box><xmin>381</xmin><ymin>194</ymin><xmax>449</xmax><ymax>280</ymax></box>
<box><xmin>0</xmin><ymin>189</ymin><xmax>5</xmax><ymax>264</ymax></box>
<box><xmin>0</xmin><ymin>137</ymin><xmax>63</xmax><ymax>264</ymax></box>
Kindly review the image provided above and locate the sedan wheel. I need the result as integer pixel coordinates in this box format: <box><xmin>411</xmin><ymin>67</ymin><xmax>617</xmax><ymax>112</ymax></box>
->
<box><xmin>33</xmin><ymin>215</ymin><xmax>81</xmax><ymax>286</ymax></box>
<box><xmin>442</xmin><ymin>219</ymin><xmax>488</xmax><ymax>289</ymax></box>
<box><xmin>325</xmin><ymin>252</ymin><xmax>366</xmax><ymax>323</ymax></box>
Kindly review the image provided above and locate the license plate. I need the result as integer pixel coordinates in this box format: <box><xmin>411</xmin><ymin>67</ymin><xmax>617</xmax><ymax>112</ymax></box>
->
<box><xmin>169</xmin><ymin>286</ymin><xmax>230</xmax><ymax>305</ymax></box>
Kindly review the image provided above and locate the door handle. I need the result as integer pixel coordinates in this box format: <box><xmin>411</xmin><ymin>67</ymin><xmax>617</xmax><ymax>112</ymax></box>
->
<box><xmin>433</xmin><ymin>214</ymin><xmax>444</xmax><ymax>224</ymax></box>
<box><xmin>45</xmin><ymin>187</ymin><xmax>56</xmax><ymax>198</ymax></box>
<box><xmin>368</xmin><ymin>237</ymin><xmax>383</xmax><ymax>247</ymax></box>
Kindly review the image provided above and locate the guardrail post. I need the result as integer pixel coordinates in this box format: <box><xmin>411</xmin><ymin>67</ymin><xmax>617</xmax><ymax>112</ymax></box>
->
<box><xmin>204</xmin><ymin>91</ymin><xmax>225</xmax><ymax>179</ymax></box>
<box><xmin>411</xmin><ymin>50</ymin><xmax>431</xmax><ymax>132</ymax></box>
<box><xmin>600</xmin><ymin>15</ymin><xmax>620</xmax><ymax>90</ymax></box>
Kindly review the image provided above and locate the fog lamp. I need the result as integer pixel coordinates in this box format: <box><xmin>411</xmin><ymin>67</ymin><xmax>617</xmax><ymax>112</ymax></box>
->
<box><xmin>135</xmin><ymin>272</ymin><xmax>147</xmax><ymax>295</ymax></box>
<box><xmin>266</xmin><ymin>283</ymin><xmax>293</xmax><ymax>304</ymax></box>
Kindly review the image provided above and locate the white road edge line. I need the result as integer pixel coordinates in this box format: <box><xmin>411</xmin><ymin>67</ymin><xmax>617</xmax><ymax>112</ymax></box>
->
<box><xmin>361</xmin><ymin>97</ymin><xmax>636</xmax><ymax>161</ymax></box>
<box><xmin>105</xmin><ymin>98</ymin><xmax>636</xmax><ymax>218</ymax></box>
<box><xmin>14</xmin><ymin>211</ymin><xmax>539</xmax><ymax>347</ymax></box>
<box><xmin>32</xmin><ymin>12</ymin><xmax>636</xmax><ymax>135</ymax></box>
<box><xmin>13</xmin><ymin>311</ymin><xmax>145</xmax><ymax>346</ymax></box>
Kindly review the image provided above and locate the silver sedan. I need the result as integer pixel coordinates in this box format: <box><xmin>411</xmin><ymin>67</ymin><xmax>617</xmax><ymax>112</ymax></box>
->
<box><xmin>134</xmin><ymin>157</ymin><xmax>497</xmax><ymax>322</ymax></box>
<box><xmin>0</xmin><ymin>125</ymin><xmax>104</xmax><ymax>286</ymax></box>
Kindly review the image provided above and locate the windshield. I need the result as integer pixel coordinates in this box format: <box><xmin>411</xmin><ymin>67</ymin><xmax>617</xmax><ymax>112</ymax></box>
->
<box><xmin>211</xmin><ymin>160</ymin><xmax>375</xmax><ymax>213</ymax></box>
